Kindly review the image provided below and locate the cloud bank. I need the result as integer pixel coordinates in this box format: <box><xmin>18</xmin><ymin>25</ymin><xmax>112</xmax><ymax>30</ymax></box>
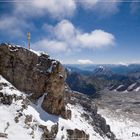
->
<box><xmin>14</xmin><ymin>0</ymin><xmax>76</xmax><ymax>19</ymax></box>
<box><xmin>0</xmin><ymin>0</ymin><xmax>116</xmax><ymax>55</ymax></box>
<box><xmin>12</xmin><ymin>0</ymin><xmax>120</xmax><ymax>19</ymax></box>
<box><xmin>79</xmin><ymin>0</ymin><xmax>120</xmax><ymax>17</ymax></box>
<box><xmin>33</xmin><ymin>20</ymin><xmax>115</xmax><ymax>54</ymax></box>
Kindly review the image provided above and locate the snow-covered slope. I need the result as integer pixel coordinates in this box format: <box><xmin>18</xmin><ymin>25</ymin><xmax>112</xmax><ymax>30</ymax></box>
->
<box><xmin>98</xmin><ymin>108</ymin><xmax>140</xmax><ymax>140</ymax></box>
<box><xmin>0</xmin><ymin>75</ymin><xmax>42</xmax><ymax>140</ymax></box>
<box><xmin>0</xmin><ymin>75</ymin><xmax>111</xmax><ymax>140</ymax></box>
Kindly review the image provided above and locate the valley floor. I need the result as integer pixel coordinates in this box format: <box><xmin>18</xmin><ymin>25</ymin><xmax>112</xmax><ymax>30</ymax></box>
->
<box><xmin>95</xmin><ymin>90</ymin><xmax>140</xmax><ymax>140</ymax></box>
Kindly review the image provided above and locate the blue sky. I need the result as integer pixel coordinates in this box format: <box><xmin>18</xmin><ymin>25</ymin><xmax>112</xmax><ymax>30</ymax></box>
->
<box><xmin>0</xmin><ymin>0</ymin><xmax>140</xmax><ymax>64</ymax></box>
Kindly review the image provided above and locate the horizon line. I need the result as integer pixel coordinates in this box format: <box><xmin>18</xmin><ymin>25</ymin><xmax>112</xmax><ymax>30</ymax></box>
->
<box><xmin>1</xmin><ymin>0</ymin><xmax>140</xmax><ymax>2</ymax></box>
<box><xmin>63</xmin><ymin>63</ymin><xmax>140</xmax><ymax>65</ymax></box>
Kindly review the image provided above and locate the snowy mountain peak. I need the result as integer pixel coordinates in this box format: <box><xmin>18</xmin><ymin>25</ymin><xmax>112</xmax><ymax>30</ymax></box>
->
<box><xmin>93</xmin><ymin>66</ymin><xmax>113</xmax><ymax>76</ymax></box>
<box><xmin>0</xmin><ymin>43</ymin><xmax>116</xmax><ymax>140</ymax></box>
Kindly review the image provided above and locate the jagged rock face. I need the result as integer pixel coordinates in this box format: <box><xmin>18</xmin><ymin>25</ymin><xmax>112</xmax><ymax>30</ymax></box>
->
<box><xmin>65</xmin><ymin>90</ymin><xmax>116</xmax><ymax>140</ymax></box>
<box><xmin>0</xmin><ymin>43</ymin><xmax>66</xmax><ymax>117</ymax></box>
<box><xmin>41</xmin><ymin>62</ymin><xmax>66</xmax><ymax>117</ymax></box>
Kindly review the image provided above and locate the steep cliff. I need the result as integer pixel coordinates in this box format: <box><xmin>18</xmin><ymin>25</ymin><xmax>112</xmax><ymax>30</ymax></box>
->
<box><xmin>0</xmin><ymin>43</ymin><xmax>66</xmax><ymax>117</ymax></box>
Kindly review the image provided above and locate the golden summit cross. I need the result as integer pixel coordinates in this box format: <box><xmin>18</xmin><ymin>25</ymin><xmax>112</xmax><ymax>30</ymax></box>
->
<box><xmin>27</xmin><ymin>32</ymin><xmax>31</xmax><ymax>50</ymax></box>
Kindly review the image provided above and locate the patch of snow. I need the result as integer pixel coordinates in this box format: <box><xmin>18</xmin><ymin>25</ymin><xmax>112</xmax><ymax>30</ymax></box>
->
<box><xmin>67</xmin><ymin>68</ymin><xmax>72</xmax><ymax>72</ymax></box>
<box><xmin>135</xmin><ymin>87</ymin><xmax>140</xmax><ymax>92</ymax></box>
<box><xmin>59</xmin><ymin>74</ymin><xmax>63</xmax><ymax>78</ymax></box>
<box><xmin>9</xmin><ymin>48</ymin><xmax>19</xmax><ymax>52</ymax></box>
<box><xmin>47</xmin><ymin>65</ymin><xmax>53</xmax><ymax>73</ymax></box>
<box><xmin>30</xmin><ymin>49</ymin><xmax>42</xmax><ymax>56</ymax></box>
<box><xmin>99</xmin><ymin>66</ymin><xmax>104</xmax><ymax>69</ymax></box>
<box><xmin>52</xmin><ymin>60</ymin><xmax>57</xmax><ymax>65</ymax></box>
<box><xmin>30</xmin><ymin>49</ymin><xmax>49</xmax><ymax>56</ymax></box>
<box><xmin>116</xmin><ymin>85</ymin><xmax>124</xmax><ymax>90</ymax></box>
<box><xmin>40</xmin><ymin>51</ymin><xmax>48</xmax><ymax>56</ymax></box>
<box><xmin>118</xmin><ymin>62</ymin><xmax>129</xmax><ymax>67</ymax></box>
<box><xmin>47</xmin><ymin>60</ymin><xmax>58</xmax><ymax>73</ymax></box>
<box><xmin>0</xmin><ymin>76</ymin><xmax>22</xmax><ymax>96</ymax></box>
<box><xmin>122</xmin><ymin>90</ymin><xmax>128</xmax><ymax>93</ymax></box>
<box><xmin>127</xmin><ymin>83</ymin><xmax>136</xmax><ymax>91</ymax></box>
<box><xmin>8</xmin><ymin>44</ymin><xmax>12</xmax><ymax>47</ymax></box>
<box><xmin>14</xmin><ymin>45</ymin><xmax>21</xmax><ymax>48</ymax></box>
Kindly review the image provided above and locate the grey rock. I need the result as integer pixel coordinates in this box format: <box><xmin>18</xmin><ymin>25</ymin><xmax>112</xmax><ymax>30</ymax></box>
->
<box><xmin>39</xmin><ymin>123</ymin><xmax>58</xmax><ymax>140</ymax></box>
<box><xmin>0</xmin><ymin>132</ymin><xmax>8</xmax><ymax>138</ymax></box>
<box><xmin>67</xmin><ymin>129</ymin><xmax>89</xmax><ymax>140</ymax></box>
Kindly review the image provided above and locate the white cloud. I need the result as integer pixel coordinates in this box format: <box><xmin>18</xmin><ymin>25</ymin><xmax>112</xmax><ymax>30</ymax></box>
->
<box><xmin>0</xmin><ymin>16</ymin><xmax>27</xmax><ymax>37</ymax></box>
<box><xmin>14</xmin><ymin>0</ymin><xmax>76</xmax><ymax>19</ymax></box>
<box><xmin>33</xmin><ymin>39</ymin><xmax>67</xmax><ymax>54</ymax></box>
<box><xmin>54</xmin><ymin>20</ymin><xmax>78</xmax><ymax>41</ymax></box>
<box><xmin>77</xmin><ymin>29</ymin><xmax>115</xmax><ymax>48</ymax></box>
<box><xmin>13</xmin><ymin>0</ymin><xmax>120</xmax><ymax>19</ymax></box>
<box><xmin>78</xmin><ymin>59</ymin><xmax>94</xmax><ymax>64</ymax></box>
<box><xmin>0</xmin><ymin>15</ymin><xmax>36</xmax><ymax>39</ymax></box>
<box><xmin>79</xmin><ymin>0</ymin><xmax>120</xmax><ymax>17</ymax></box>
<box><xmin>53</xmin><ymin>20</ymin><xmax>81</xmax><ymax>49</ymax></box>
<box><xmin>33</xmin><ymin>20</ymin><xmax>115</xmax><ymax>53</ymax></box>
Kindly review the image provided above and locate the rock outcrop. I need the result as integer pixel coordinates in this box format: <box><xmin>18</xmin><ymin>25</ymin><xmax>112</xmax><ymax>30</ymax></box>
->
<box><xmin>0</xmin><ymin>92</ymin><xmax>13</xmax><ymax>105</ymax></box>
<box><xmin>0</xmin><ymin>133</ymin><xmax>8</xmax><ymax>138</ymax></box>
<box><xmin>39</xmin><ymin>123</ymin><xmax>58</xmax><ymax>140</ymax></box>
<box><xmin>0</xmin><ymin>43</ymin><xmax>66</xmax><ymax>117</ymax></box>
<box><xmin>67</xmin><ymin>129</ymin><xmax>89</xmax><ymax>140</ymax></box>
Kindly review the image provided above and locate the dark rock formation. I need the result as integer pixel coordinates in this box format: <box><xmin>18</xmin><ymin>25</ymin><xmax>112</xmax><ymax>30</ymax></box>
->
<box><xmin>25</xmin><ymin>115</ymin><xmax>33</xmax><ymax>125</ymax></box>
<box><xmin>93</xmin><ymin>114</ymin><xmax>115</xmax><ymax>139</ymax></box>
<box><xmin>0</xmin><ymin>92</ymin><xmax>13</xmax><ymax>105</ymax></box>
<box><xmin>0</xmin><ymin>133</ymin><xmax>8</xmax><ymax>138</ymax></box>
<box><xmin>67</xmin><ymin>129</ymin><xmax>89</xmax><ymax>140</ymax></box>
<box><xmin>39</xmin><ymin>123</ymin><xmax>58</xmax><ymax>140</ymax></box>
<box><xmin>0</xmin><ymin>43</ymin><xmax>66</xmax><ymax>117</ymax></box>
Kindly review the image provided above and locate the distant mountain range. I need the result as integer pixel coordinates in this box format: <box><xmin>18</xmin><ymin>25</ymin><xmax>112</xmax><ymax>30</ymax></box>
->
<box><xmin>65</xmin><ymin>64</ymin><xmax>140</xmax><ymax>75</ymax></box>
<box><xmin>65</xmin><ymin>64</ymin><xmax>140</xmax><ymax>95</ymax></box>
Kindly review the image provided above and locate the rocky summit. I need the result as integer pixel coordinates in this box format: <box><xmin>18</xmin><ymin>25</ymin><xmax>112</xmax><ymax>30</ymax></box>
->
<box><xmin>0</xmin><ymin>43</ymin><xmax>116</xmax><ymax>140</ymax></box>
<box><xmin>0</xmin><ymin>43</ymin><xmax>66</xmax><ymax>117</ymax></box>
